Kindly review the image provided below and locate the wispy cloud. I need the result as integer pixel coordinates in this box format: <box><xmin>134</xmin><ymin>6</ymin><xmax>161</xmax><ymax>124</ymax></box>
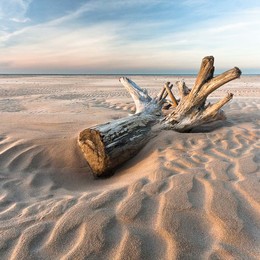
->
<box><xmin>0</xmin><ymin>0</ymin><xmax>260</xmax><ymax>73</ymax></box>
<box><xmin>10</xmin><ymin>17</ymin><xmax>31</xmax><ymax>23</ymax></box>
<box><xmin>0</xmin><ymin>0</ymin><xmax>32</xmax><ymax>23</ymax></box>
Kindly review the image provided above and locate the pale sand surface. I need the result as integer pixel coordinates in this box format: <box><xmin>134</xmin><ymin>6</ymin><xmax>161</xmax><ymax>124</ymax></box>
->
<box><xmin>0</xmin><ymin>75</ymin><xmax>259</xmax><ymax>259</ymax></box>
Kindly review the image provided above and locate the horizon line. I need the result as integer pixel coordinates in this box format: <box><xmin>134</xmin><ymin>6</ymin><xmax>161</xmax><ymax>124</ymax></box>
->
<box><xmin>0</xmin><ymin>73</ymin><xmax>259</xmax><ymax>76</ymax></box>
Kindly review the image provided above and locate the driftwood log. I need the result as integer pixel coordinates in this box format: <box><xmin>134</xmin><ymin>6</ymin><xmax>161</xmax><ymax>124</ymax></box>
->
<box><xmin>78</xmin><ymin>56</ymin><xmax>241</xmax><ymax>177</ymax></box>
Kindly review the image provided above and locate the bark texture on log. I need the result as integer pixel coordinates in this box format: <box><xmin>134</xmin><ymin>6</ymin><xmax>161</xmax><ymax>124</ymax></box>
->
<box><xmin>78</xmin><ymin>77</ymin><xmax>162</xmax><ymax>177</ymax></box>
<box><xmin>78</xmin><ymin>114</ymin><xmax>158</xmax><ymax>177</ymax></box>
<box><xmin>78</xmin><ymin>56</ymin><xmax>241</xmax><ymax>177</ymax></box>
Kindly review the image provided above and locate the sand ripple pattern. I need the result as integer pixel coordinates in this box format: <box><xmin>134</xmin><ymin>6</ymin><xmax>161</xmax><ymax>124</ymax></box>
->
<box><xmin>0</xmin><ymin>76</ymin><xmax>259</xmax><ymax>259</ymax></box>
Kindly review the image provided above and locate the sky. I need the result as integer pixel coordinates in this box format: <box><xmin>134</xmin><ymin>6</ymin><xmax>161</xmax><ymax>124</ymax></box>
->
<box><xmin>0</xmin><ymin>0</ymin><xmax>260</xmax><ymax>74</ymax></box>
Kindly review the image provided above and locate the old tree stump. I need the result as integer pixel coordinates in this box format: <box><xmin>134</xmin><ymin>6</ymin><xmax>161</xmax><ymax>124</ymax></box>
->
<box><xmin>78</xmin><ymin>56</ymin><xmax>241</xmax><ymax>177</ymax></box>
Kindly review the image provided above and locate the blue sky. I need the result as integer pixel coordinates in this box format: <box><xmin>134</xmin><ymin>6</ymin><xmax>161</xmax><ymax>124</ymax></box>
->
<box><xmin>0</xmin><ymin>0</ymin><xmax>260</xmax><ymax>74</ymax></box>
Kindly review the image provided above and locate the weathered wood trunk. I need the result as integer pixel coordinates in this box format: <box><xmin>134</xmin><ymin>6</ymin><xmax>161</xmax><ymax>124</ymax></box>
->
<box><xmin>78</xmin><ymin>114</ymin><xmax>158</xmax><ymax>177</ymax></box>
<box><xmin>78</xmin><ymin>56</ymin><xmax>241</xmax><ymax>177</ymax></box>
<box><xmin>78</xmin><ymin>77</ymin><xmax>162</xmax><ymax>177</ymax></box>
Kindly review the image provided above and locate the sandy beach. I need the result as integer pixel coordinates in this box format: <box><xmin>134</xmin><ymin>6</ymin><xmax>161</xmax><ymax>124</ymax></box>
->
<box><xmin>0</xmin><ymin>75</ymin><xmax>259</xmax><ymax>259</ymax></box>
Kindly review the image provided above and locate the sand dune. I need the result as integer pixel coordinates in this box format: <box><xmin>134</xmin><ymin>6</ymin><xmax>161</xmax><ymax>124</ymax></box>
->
<box><xmin>0</xmin><ymin>75</ymin><xmax>259</xmax><ymax>259</ymax></box>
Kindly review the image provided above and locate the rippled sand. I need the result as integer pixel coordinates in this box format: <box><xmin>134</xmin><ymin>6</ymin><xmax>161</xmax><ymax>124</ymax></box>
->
<box><xmin>0</xmin><ymin>75</ymin><xmax>259</xmax><ymax>259</ymax></box>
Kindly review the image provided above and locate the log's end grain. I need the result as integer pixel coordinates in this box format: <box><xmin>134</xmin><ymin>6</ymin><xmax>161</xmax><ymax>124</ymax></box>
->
<box><xmin>78</xmin><ymin>129</ymin><xmax>109</xmax><ymax>177</ymax></box>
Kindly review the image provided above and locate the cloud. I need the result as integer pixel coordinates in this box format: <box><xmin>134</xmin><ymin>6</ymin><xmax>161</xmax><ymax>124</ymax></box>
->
<box><xmin>10</xmin><ymin>17</ymin><xmax>31</xmax><ymax>23</ymax></box>
<box><xmin>0</xmin><ymin>0</ymin><xmax>32</xmax><ymax>24</ymax></box>
<box><xmin>0</xmin><ymin>1</ymin><xmax>259</xmax><ymax>73</ymax></box>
